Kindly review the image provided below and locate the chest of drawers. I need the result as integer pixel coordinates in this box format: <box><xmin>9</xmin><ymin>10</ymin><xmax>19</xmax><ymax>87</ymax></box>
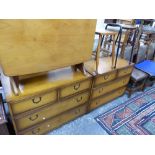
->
<box><xmin>1</xmin><ymin>58</ymin><xmax>133</xmax><ymax>134</ymax></box>
<box><xmin>85</xmin><ymin>57</ymin><xmax>134</xmax><ymax>111</ymax></box>
<box><xmin>1</xmin><ymin>67</ymin><xmax>92</xmax><ymax>134</ymax></box>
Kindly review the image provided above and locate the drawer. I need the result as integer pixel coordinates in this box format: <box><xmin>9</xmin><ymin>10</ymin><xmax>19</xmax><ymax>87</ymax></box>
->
<box><xmin>15</xmin><ymin>91</ymin><xmax>89</xmax><ymax>131</ymax></box>
<box><xmin>11</xmin><ymin>90</ymin><xmax>57</xmax><ymax>115</ymax></box>
<box><xmin>117</xmin><ymin>66</ymin><xmax>133</xmax><ymax>77</ymax></box>
<box><xmin>92</xmin><ymin>76</ymin><xmax>130</xmax><ymax>99</ymax></box>
<box><xmin>19</xmin><ymin>104</ymin><xmax>87</xmax><ymax>135</ymax></box>
<box><xmin>60</xmin><ymin>79</ymin><xmax>91</xmax><ymax>98</ymax></box>
<box><xmin>94</xmin><ymin>70</ymin><xmax>117</xmax><ymax>86</ymax></box>
<box><xmin>90</xmin><ymin>87</ymin><xmax>126</xmax><ymax>111</ymax></box>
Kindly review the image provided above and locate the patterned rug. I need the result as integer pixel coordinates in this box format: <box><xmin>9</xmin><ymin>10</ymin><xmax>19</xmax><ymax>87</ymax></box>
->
<box><xmin>95</xmin><ymin>86</ymin><xmax>155</xmax><ymax>135</ymax></box>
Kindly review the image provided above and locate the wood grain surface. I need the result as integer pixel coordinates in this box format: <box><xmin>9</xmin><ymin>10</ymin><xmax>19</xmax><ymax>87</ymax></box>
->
<box><xmin>0</xmin><ymin>19</ymin><xmax>96</xmax><ymax>76</ymax></box>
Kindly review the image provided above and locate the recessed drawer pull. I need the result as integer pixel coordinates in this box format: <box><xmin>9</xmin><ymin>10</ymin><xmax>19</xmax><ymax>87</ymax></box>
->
<box><xmin>75</xmin><ymin>109</ymin><xmax>81</xmax><ymax>114</ymax></box>
<box><xmin>76</xmin><ymin>96</ymin><xmax>83</xmax><ymax>102</ymax></box>
<box><xmin>29</xmin><ymin>114</ymin><xmax>39</xmax><ymax>121</ymax></box>
<box><xmin>104</xmin><ymin>75</ymin><xmax>109</xmax><ymax>80</ymax></box>
<box><xmin>32</xmin><ymin>128</ymin><xmax>40</xmax><ymax>135</ymax></box>
<box><xmin>74</xmin><ymin>83</ymin><xmax>80</xmax><ymax>90</ymax></box>
<box><xmin>75</xmin><ymin>111</ymin><xmax>78</xmax><ymax>115</ymax></box>
<box><xmin>32</xmin><ymin>97</ymin><xmax>42</xmax><ymax>104</ymax></box>
<box><xmin>122</xmin><ymin>80</ymin><xmax>127</xmax><ymax>84</ymax></box>
<box><xmin>118</xmin><ymin>90</ymin><xmax>123</xmax><ymax>94</ymax></box>
<box><xmin>98</xmin><ymin>88</ymin><xmax>103</xmax><ymax>93</ymax></box>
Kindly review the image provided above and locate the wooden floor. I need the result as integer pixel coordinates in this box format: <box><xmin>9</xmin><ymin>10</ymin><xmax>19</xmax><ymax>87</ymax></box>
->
<box><xmin>84</xmin><ymin>56</ymin><xmax>132</xmax><ymax>75</ymax></box>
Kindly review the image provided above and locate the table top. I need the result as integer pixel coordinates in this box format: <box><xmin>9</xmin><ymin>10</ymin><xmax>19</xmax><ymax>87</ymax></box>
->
<box><xmin>84</xmin><ymin>57</ymin><xmax>133</xmax><ymax>75</ymax></box>
<box><xmin>0</xmin><ymin>19</ymin><xmax>96</xmax><ymax>76</ymax></box>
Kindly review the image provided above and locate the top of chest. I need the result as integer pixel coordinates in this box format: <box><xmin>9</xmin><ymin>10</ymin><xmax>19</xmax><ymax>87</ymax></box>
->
<box><xmin>1</xmin><ymin>67</ymin><xmax>91</xmax><ymax>103</ymax></box>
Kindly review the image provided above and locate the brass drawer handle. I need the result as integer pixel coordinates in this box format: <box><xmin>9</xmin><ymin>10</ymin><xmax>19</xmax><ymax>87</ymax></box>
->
<box><xmin>32</xmin><ymin>97</ymin><xmax>42</xmax><ymax>104</ymax></box>
<box><xmin>103</xmin><ymin>74</ymin><xmax>109</xmax><ymax>80</ymax></box>
<box><xmin>74</xmin><ymin>83</ymin><xmax>80</xmax><ymax>90</ymax></box>
<box><xmin>76</xmin><ymin>96</ymin><xmax>83</xmax><ymax>102</ymax></box>
<box><xmin>32</xmin><ymin>128</ymin><xmax>40</xmax><ymax>135</ymax></box>
<box><xmin>29</xmin><ymin>114</ymin><xmax>39</xmax><ymax>121</ymax></box>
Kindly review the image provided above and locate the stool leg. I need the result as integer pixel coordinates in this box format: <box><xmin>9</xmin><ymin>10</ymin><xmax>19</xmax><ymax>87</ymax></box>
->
<box><xmin>142</xmin><ymin>84</ymin><xmax>145</xmax><ymax>91</ymax></box>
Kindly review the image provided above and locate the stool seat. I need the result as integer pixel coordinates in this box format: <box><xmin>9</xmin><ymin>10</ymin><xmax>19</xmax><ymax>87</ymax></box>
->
<box><xmin>135</xmin><ymin>60</ymin><xmax>155</xmax><ymax>77</ymax></box>
<box><xmin>131</xmin><ymin>68</ymin><xmax>148</xmax><ymax>82</ymax></box>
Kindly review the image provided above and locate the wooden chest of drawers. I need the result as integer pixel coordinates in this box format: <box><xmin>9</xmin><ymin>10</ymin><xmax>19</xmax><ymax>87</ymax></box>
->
<box><xmin>1</xmin><ymin>67</ymin><xmax>92</xmax><ymax>134</ymax></box>
<box><xmin>1</xmin><ymin>58</ymin><xmax>133</xmax><ymax>134</ymax></box>
<box><xmin>85</xmin><ymin>57</ymin><xmax>134</xmax><ymax>111</ymax></box>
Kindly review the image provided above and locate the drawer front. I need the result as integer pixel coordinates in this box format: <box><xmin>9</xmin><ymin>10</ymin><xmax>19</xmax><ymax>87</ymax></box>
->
<box><xmin>117</xmin><ymin>66</ymin><xmax>133</xmax><ymax>77</ymax></box>
<box><xmin>19</xmin><ymin>104</ymin><xmax>87</xmax><ymax>135</ymax></box>
<box><xmin>90</xmin><ymin>87</ymin><xmax>126</xmax><ymax>110</ymax></box>
<box><xmin>92</xmin><ymin>76</ymin><xmax>130</xmax><ymax>99</ymax></box>
<box><xmin>60</xmin><ymin>79</ymin><xmax>91</xmax><ymax>98</ymax></box>
<box><xmin>11</xmin><ymin>90</ymin><xmax>57</xmax><ymax>115</ymax></box>
<box><xmin>94</xmin><ymin>71</ymin><xmax>117</xmax><ymax>86</ymax></box>
<box><xmin>15</xmin><ymin>91</ymin><xmax>89</xmax><ymax>131</ymax></box>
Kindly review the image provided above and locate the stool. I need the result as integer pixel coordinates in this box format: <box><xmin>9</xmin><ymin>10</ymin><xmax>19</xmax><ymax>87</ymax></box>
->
<box><xmin>127</xmin><ymin>68</ymin><xmax>148</xmax><ymax>97</ymax></box>
<box><xmin>95</xmin><ymin>30</ymin><xmax>117</xmax><ymax>71</ymax></box>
